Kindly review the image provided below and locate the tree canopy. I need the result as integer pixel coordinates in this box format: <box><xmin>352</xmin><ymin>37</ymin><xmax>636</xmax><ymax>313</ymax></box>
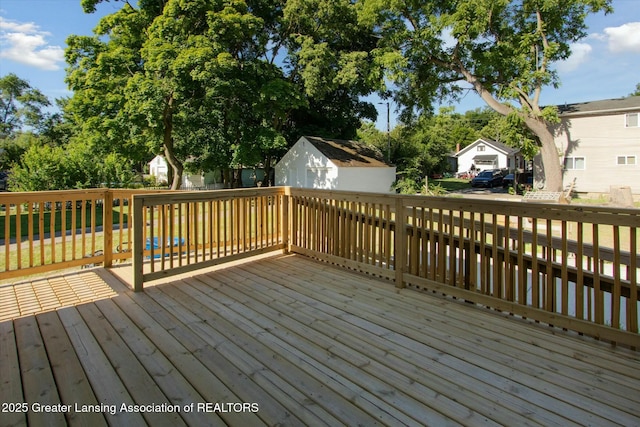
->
<box><xmin>359</xmin><ymin>0</ymin><xmax>613</xmax><ymax>191</ymax></box>
<box><xmin>0</xmin><ymin>73</ymin><xmax>51</xmax><ymax>139</ymax></box>
<box><xmin>66</xmin><ymin>0</ymin><xmax>382</xmax><ymax>189</ymax></box>
<box><xmin>5</xmin><ymin>1</ymin><xmax>614</xmax><ymax>193</ymax></box>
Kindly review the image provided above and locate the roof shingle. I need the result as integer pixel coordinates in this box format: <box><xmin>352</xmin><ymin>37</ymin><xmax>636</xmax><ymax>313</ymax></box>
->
<box><xmin>303</xmin><ymin>136</ymin><xmax>392</xmax><ymax>167</ymax></box>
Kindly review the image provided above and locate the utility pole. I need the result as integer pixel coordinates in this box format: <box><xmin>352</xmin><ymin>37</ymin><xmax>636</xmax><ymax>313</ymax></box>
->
<box><xmin>379</xmin><ymin>101</ymin><xmax>391</xmax><ymax>162</ymax></box>
<box><xmin>386</xmin><ymin>101</ymin><xmax>390</xmax><ymax>163</ymax></box>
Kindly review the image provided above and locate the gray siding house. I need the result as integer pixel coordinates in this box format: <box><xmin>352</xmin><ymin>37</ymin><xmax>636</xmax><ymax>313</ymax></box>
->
<box><xmin>540</xmin><ymin>96</ymin><xmax>640</xmax><ymax>195</ymax></box>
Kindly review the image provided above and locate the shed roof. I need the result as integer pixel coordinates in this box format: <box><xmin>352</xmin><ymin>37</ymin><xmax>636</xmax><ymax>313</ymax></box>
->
<box><xmin>303</xmin><ymin>136</ymin><xmax>392</xmax><ymax>168</ymax></box>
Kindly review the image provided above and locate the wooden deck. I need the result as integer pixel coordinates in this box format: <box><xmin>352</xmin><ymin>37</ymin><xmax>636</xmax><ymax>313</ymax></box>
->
<box><xmin>1</xmin><ymin>254</ymin><xmax>639</xmax><ymax>426</ymax></box>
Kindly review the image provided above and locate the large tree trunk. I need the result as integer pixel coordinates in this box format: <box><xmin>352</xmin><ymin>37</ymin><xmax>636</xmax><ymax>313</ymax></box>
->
<box><xmin>525</xmin><ymin>117</ymin><xmax>563</xmax><ymax>192</ymax></box>
<box><xmin>459</xmin><ymin>69</ymin><xmax>564</xmax><ymax>192</ymax></box>
<box><xmin>222</xmin><ymin>168</ymin><xmax>232</xmax><ymax>188</ymax></box>
<box><xmin>164</xmin><ymin>142</ymin><xmax>183</xmax><ymax>190</ymax></box>
<box><xmin>262</xmin><ymin>155</ymin><xmax>272</xmax><ymax>186</ymax></box>
<box><xmin>163</xmin><ymin>97</ymin><xmax>183</xmax><ymax>190</ymax></box>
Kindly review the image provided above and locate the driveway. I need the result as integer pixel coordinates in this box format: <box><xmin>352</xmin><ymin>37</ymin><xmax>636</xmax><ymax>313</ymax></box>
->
<box><xmin>452</xmin><ymin>187</ymin><xmax>523</xmax><ymax>201</ymax></box>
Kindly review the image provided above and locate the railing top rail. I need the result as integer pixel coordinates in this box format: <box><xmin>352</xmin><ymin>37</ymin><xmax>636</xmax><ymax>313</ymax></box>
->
<box><xmin>0</xmin><ymin>188</ymin><xmax>109</xmax><ymax>202</ymax></box>
<box><xmin>286</xmin><ymin>188</ymin><xmax>398</xmax><ymax>205</ymax></box>
<box><xmin>135</xmin><ymin>186</ymin><xmax>286</xmax><ymax>206</ymax></box>
<box><xmin>397</xmin><ymin>192</ymin><xmax>640</xmax><ymax>214</ymax></box>
<box><xmin>287</xmin><ymin>188</ymin><xmax>640</xmax><ymax>226</ymax></box>
<box><xmin>400</xmin><ymin>196</ymin><xmax>639</xmax><ymax>226</ymax></box>
<box><xmin>0</xmin><ymin>188</ymin><xmax>174</xmax><ymax>203</ymax></box>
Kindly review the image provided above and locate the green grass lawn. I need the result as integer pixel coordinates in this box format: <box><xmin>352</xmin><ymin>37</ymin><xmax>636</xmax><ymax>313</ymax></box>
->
<box><xmin>0</xmin><ymin>206</ymin><xmax>129</xmax><ymax>241</ymax></box>
<box><xmin>431</xmin><ymin>178</ymin><xmax>472</xmax><ymax>192</ymax></box>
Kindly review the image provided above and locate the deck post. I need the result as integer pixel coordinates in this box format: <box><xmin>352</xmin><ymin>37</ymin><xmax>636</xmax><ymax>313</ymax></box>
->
<box><xmin>132</xmin><ymin>195</ymin><xmax>144</xmax><ymax>292</ymax></box>
<box><xmin>103</xmin><ymin>189</ymin><xmax>113</xmax><ymax>268</ymax></box>
<box><xmin>394</xmin><ymin>196</ymin><xmax>406</xmax><ymax>289</ymax></box>
<box><xmin>283</xmin><ymin>188</ymin><xmax>290</xmax><ymax>254</ymax></box>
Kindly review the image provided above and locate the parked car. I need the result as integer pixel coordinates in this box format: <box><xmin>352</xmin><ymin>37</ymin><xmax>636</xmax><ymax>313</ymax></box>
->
<box><xmin>503</xmin><ymin>172</ymin><xmax>534</xmax><ymax>191</ymax></box>
<box><xmin>0</xmin><ymin>171</ymin><xmax>8</xmax><ymax>191</ymax></box>
<box><xmin>502</xmin><ymin>173</ymin><xmax>515</xmax><ymax>188</ymax></box>
<box><xmin>471</xmin><ymin>170</ymin><xmax>504</xmax><ymax>188</ymax></box>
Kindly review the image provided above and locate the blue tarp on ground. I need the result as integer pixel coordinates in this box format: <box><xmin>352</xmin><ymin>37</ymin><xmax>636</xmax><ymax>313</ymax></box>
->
<box><xmin>146</xmin><ymin>237</ymin><xmax>185</xmax><ymax>258</ymax></box>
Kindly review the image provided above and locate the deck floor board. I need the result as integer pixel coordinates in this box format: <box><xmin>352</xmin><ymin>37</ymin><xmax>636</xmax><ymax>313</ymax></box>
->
<box><xmin>1</xmin><ymin>253</ymin><xmax>639</xmax><ymax>427</ymax></box>
<box><xmin>249</xmin><ymin>258</ymin><xmax>639</xmax><ymax>417</ymax></box>
<box><xmin>231</xmin><ymin>258</ymin><xmax>598</xmax><ymax>426</ymax></box>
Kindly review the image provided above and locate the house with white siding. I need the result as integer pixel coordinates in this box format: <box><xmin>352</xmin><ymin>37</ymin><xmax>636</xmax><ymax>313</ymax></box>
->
<box><xmin>454</xmin><ymin>138</ymin><xmax>524</xmax><ymax>175</ymax></box>
<box><xmin>148</xmin><ymin>155</ymin><xmax>224</xmax><ymax>189</ymax></box>
<box><xmin>275</xmin><ymin>136</ymin><xmax>396</xmax><ymax>193</ymax></box>
<box><xmin>542</xmin><ymin>96</ymin><xmax>640</xmax><ymax>196</ymax></box>
<box><xmin>148</xmin><ymin>155</ymin><xmax>169</xmax><ymax>183</ymax></box>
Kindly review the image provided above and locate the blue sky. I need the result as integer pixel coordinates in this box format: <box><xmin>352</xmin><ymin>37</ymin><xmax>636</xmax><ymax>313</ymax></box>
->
<box><xmin>1</xmin><ymin>0</ymin><xmax>639</xmax><ymax>131</ymax></box>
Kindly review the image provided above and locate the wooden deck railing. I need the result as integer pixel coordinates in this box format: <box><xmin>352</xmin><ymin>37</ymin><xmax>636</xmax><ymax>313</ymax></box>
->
<box><xmin>2</xmin><ymin>187</ymin><xmax>638</xmax><ymax>347</ymax></box>
<box><xmin>288</xmin><ymin>188</ymin><xmax>639</xmax><ymax>348</ymax></box>
<box><xmin>130</xmin><ymin>187</ymin><xmax>287</xmax><ymax>291</ymax></box>
<box><xmin>0</xmin><ymin>189</ymin><xmax>150</xmax><ymax>280</ymax></box>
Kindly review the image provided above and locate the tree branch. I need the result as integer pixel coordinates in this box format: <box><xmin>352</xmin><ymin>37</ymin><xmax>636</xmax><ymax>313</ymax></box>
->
<box><xmin>456</xmin><ymin>64</ymin><xmax>512</xmax><ymax>116</ymax></box>
<box><xmin>532</xmin><ymin>8</ymin><xmax>551</xmax><ymax>110</ymax></box>
<box><xmin>429</xmin><ymin>53</ymin><xmax>513</xmax><ymax>117</ymax></box>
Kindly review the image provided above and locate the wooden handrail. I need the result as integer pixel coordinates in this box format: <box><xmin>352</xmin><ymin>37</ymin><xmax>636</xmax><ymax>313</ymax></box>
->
<box><xmin>2</xmin><ymin>187</ymin><xmax>638</xmax><ymax>347</ymax></box>
<box><xmin>0</xmin><ymin>188</ymin><xmax>170</xmax><ymax>281</ymax></box>
<box><xmin>131</xmin><ymin>187</ymin><xmax>287</xmax><ymax>290</ymax></box>
<box><xmin>287</xmin><ymin>188</ymin><xmax>639</xmax><ymax>348</ymax></box>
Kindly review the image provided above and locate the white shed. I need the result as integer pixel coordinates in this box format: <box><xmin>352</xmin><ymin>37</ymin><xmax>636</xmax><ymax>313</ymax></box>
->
<box><xmin>454</xmin><ymin>138</ymin><xmax>522</xmax><ymax>175</ymax></box>
<box><xmin>148</xmin><ymin>155</ymin><xmax>169</xmax><ymax>183</ymax></box>
<box><xmin>147</xmin><ymin>155</ymin><xmax>223</xmax><ymax>189</ymax></box>
<box><xmin>275</xmin><ymin>136</ymin><xmax>396</xmax><ymax>193</ymax></box>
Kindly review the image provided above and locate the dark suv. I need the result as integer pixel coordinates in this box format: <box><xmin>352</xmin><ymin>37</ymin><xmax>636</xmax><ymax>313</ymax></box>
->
<box><xmin>470</xmin><ymin>169</ymin><xmax>504</xmax><ymax>188</ymax></box>
<box><xmin>0</xmin><ymin>171</ymin><xmax>8</xmax><ymax>191</ymax></box>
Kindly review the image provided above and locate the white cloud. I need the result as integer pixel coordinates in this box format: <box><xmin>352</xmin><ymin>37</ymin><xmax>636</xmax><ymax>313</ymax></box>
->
<box><xmin>557</xmin><ymin>43</ymin><xmax>592</xmax><ymax>73</ymax></box>
<box><xmin>603</xmin><ymin>22</ymin><xmax>640</xmax><ymax>53</ymax></box>
<box><xmin>0</xmin><ymin>16</ymin><xmax>64</xmax><ymax>71</ymax></box>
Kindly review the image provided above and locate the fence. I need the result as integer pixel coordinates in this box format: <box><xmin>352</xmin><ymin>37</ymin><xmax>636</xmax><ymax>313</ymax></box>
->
<box><xmin>130</xmin><ymin>187</ymin><xmax>287</xmax><ymax>290</ymax></box>
<box><xmin>287</xmin><ymin>188</ymin><xmax>639</xmax><ymax>347</ymax></box>
<box><xmin>1</xmin><ymin>187</ymin><xmax>638</xmax><ymax>347</ymax></box>
<box><xmin>0</xmin><ymin>188</ymin><xmax>170</xmax><ymax>281</ymax></box>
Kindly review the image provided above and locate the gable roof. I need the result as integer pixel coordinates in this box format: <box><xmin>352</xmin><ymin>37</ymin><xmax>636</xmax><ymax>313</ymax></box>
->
<box><xmin>557</xmin><ymin>96</ymin><xmax>640</xmax><ymax>117</ymax></box>
<box><xmin>455</xmin><ymin>138</ymin><xmax>519</xmax><ymax>157</ymax></box>
<box><xmin>303</xmin><ymin>136</ymin><xmax>392</xmax><ymax>167</ymax></box>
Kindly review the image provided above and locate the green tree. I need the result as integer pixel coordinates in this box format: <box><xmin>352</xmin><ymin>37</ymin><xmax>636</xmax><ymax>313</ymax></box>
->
<box><xmin>0</xmin><ymin>74</ymin><xmax>51</xmax><ymax>138</ymax></box>
<box><xmin>282</xmin><ymin>0</ymin><xmax>381</xmax><ymax>141</ymax></box>
<box><xmin>8</xmin><ymin>137</ymin><xmax>134</xmax><ymax>191</ymax></box>
<box><xmin>394</xmin><ymin>107</ymin><xmax>481</xmax><ymax>179</ymax></box>
<box><xmin>630</xmin><ymin>83</ymin><xmax>640</xmax><ymax>97</ymax></box>
<box><xmin>65</xmin><ymin>3</ymin><xmax>151</xmax><ymax>172</ymax></box>
<box><xmin>68</xmin><ymin>0</ymin><xmax>381</xmax><ymax>189</ymax></box>
<box><xmin>0</xmin><ymin>133</ymin><xmax>38</xmax><ymax>170</ymax></box>
<box><xmin>480</xmin><ymin>113</ymin><xmax>539</xmax><ymax>160</ymax></box>
<box><xmin>9</xmin><ymin>144</ymin><xmax>84</xmax><ymax>191</ymax></box>
<box><xmin>360</xmin><ymin>0</ymin><xmax>612</xmax><ymax>191</ymax></box>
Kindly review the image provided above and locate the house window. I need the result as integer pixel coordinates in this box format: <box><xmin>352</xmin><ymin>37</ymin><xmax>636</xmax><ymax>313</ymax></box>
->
<box><xmin>564</xmin><ymin>156</ymin><xmax>585</xmax><ymax>170</ymax></box>
<box><xmin>617</xmin><ymin>155</ymin><xmax>637</xmax><ymax>165</ymax></box>
<box><xmin>625</xmin><ymin>113</ymin><xmax>639</xmax><ymax>128</ymax></box>
<box><xmin>477</xmin><ymin>145</ymin><xmax>485</xmax><ymax>152</ymax></box>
